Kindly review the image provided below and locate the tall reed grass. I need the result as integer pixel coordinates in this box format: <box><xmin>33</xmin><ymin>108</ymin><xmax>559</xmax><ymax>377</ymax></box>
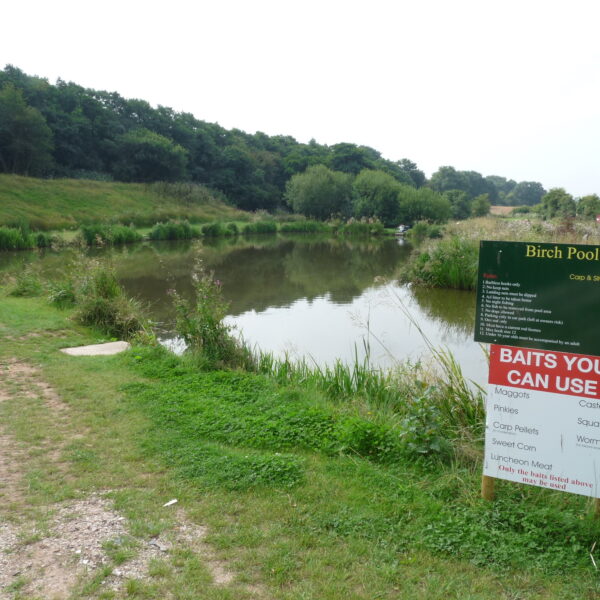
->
<box><xmin>242</xmin><ymin>221</ymin><xmax>278</xmax><ymax>234</ymax></box>
<box><xmin>401</xmin><ymin>236</ymin><xmax>479</xmax><ymax>290</ymax></box>
<box><xmin>0</xmin><ymin>227</ymin><xmax>55</xmax><ymax>250</ymax></box>
<box><xmin>80</xmin><ymin>224</ymin><xmax>143</xmax><ymax>246</ymax></box>
<box><xmin>148</xmin><ymin>220</ymin><xmax>201</xmax><ymax>241</ymax></box>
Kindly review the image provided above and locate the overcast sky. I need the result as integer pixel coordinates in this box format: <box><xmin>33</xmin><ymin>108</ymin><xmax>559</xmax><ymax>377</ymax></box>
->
<box><xmin>3</xmin><ymin>0</ymin><xmax>600</xmax><ymax>196</ymax></box>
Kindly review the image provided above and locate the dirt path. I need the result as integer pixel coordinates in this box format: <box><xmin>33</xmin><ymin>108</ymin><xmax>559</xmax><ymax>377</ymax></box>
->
<box><xmin>0</xmin><ymin>359</ymin><xmax>261</xmax><ymax>599</ymax></box>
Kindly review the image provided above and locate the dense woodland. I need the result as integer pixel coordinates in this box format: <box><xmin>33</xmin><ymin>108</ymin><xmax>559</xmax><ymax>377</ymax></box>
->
<box><xmin>1</xmin><ymin>65</ymin><xmax>598</xmax><ymax>225</ymax></box>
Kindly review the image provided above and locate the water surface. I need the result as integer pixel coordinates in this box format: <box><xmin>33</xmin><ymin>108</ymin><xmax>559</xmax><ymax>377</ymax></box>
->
<box><xmin>0</xmin><ymin>235</ymin><xmax>486</xmax><ymax>382</ymax></box>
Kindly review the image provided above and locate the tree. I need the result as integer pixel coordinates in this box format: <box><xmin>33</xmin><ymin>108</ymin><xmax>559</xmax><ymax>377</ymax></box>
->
<box><xmin>540</xmin><ymin>188</ymin><xmax>576</xmax><ymax>219</ymax></box>
<box><xmin>444</xmin><ymin>190</ymin><xmax>471</xmax><ymax>220</ymax></box>
<box><xmin>353</xmin><ymin>169</ymin><xmax>402</xmax><ymax>226</ymax></box>
<box><xmin>576</xmin><ymin>194</ymin><xmax>600</xmax><ymax>219</ymax></box>
<box><xmin>396</xmin><ymin>158</ymin><xmax>426</xmax><ymax>187</ymax></box>
<box><xmin>0</xmin><ymin>83</ymin><xmax>53</xmax><ymax>175</ymax></box>
<box><xmin>428</xmin><ymin>166</ymin><xmax>496</xmax><ymax>201</ymax></box>
<box><xmin>285</xmin><ymin>165</ymin><xmax>352</xmax><ymax>219</ymax></box>
<box><xmin>397</xmin><ymin>186</ymin><xmax>451</xmax><ymax>225</ymax></box>
<box><xmin>329</xmin><ymin>143</ymin><xmax>377</xmax><ymax>175</ymax></box>
<box><xmin>485</xmin><ymin>175</ymin><xmax>516</xmax><ymax>204</ymax></box>
<box><xmin>506</xmin><ymin>181</ymin><xmax>546</xmax><ymax>206</ymax></box>
<box><xmin>471</xmin><ymin>193</ymin><xmax>491</xmax><ymax>217</ymax></box>
<box><xmin>113</xmin><ymin>128</ymin><xmax>188</xmax><ymax>182</ymax></box>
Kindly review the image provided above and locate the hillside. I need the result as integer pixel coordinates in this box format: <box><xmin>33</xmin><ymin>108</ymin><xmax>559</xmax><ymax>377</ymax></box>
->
<box><xmin>0</xmin><ymin>175</ymin><xmax>249</xmax><ymax>230</ymax></box>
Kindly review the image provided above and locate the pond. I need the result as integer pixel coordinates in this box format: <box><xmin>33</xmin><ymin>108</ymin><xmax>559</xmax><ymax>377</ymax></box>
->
<box><xmin>0</xmin><ymin>234</ymin><xmax>486</xmax><ymax>384</ymax></box>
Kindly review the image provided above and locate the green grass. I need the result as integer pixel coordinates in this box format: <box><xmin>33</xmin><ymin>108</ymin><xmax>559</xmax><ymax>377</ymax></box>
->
<box><xmin>0</xmin><ymin>174</ymin><xmax>249</xmax><ymax>230</ymax></box>
<box><xmin>2</xmin><ymin>294</ymin><xmax>600</xmax><ymax>598</ymax></box>
<box><xmin>401</xmin><ymin>236</ymin><xmax>479</xmax><ymax>290</ymax></box>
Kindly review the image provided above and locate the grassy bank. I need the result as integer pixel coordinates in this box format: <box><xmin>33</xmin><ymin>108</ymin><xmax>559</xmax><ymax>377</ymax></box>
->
<box><xmin>0</xmin><ymin>175</ymin><xmax>249</xmax><ymax>230</ymax></box>
<box><xmin>401</xmin><ymin>216</ymin><xmax>600</xmax><ymax>290</ymax></box>
<box><xmin>1</xmin><ymin>272</ymin><xmax>600</xmax><ymax>597</ymax></box>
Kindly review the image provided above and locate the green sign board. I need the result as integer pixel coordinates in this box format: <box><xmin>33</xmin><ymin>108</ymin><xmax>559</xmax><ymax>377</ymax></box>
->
<box><xmin>474</xmin><ymin>240</ymin><xmax>600</xmax><ymax>355</ymax></box>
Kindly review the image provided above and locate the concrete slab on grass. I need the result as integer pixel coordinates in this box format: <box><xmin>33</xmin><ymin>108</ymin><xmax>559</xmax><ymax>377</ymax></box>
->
<box><xmin>61</xmin><ymin>341</ymin><xmax>130</xmax><ymax>356</ymax></box>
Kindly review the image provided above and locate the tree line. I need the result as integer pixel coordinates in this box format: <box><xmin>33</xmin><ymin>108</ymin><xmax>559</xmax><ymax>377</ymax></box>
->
<box><xmin>1</xmin><ymin>64</ymin><xmax>591</xmax><ymax>222</ymax></box>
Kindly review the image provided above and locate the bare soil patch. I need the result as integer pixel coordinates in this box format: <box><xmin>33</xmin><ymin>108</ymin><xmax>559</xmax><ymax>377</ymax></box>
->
<box><xmin>0</xmin><ymin>359</ymin><xmax>264</xmax><ymax>598</ymax></box>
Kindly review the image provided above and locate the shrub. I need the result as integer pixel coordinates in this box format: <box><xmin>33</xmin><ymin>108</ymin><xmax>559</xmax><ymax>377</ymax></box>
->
<box><xmin>225</xmin><ymin>222</ymin><xmax>239</xmax><ymax>235</ymax></box>
<box><xmin>170</xmin><ymin>262</ymin><xmax>254</xmax><ymax>369</ymax></box>
<box><xmin>338</xmin><ymin>218</ymin><xmax>385</xmax><ymax>237</ymax></box>
<box><xmin>242</xmin><ymin>221</ymin><xmax>277</xmax><ymax>234</ymax></box>
<box><xmin>401</xmin><ymin>236</ymin><xmax>479</xmax><ymax>290</ymax></box>
<box><xmin>406</xmin><ymin>221</ymin><xmax>444</xmax><ymax>246</ymax></box>
<box><xmin>74</xmin><ymin>261</ymin><xmax>148</xmax><ymax>338</ymax></box>
<box><xmin>0</xmin><ymin>226</ymin><xmax>34</xmax><ymax>250</ymax></box>
<box><xmin>279</xmin><ymin>220</ymin><xmax>330</xmax><ymax>234</ymax></box>
<box><xmin>80</xmin><ymin>224</ymin><xmax>142</xmax><ymax>246</ymax></box>
<box><xmin>201</xmin><ymin>222</ymin><xmax>228</xmax><ymax>237</ymax></box>
<box><xmin>8</xmin><ymin>266</ymin><xmax>44</xmax><ymax>297</ymax></box>
<box><xmin>148</xmin><ymin>220</ymin><xmax>200</xmax><ymax>241</ymax></box>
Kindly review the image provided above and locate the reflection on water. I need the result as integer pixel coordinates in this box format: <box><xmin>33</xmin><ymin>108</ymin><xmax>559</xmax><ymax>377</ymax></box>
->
<box><xmin>0</xmin><ymin>235</ymin><xmax>487</xmax><ymax>383</ymax></box>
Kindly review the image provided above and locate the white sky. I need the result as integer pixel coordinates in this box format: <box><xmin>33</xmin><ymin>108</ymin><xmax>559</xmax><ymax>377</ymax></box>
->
<box><xmin>3</xmin><ymin>0</ymin><xmax>600</xmax><ymax>196</ymax></box>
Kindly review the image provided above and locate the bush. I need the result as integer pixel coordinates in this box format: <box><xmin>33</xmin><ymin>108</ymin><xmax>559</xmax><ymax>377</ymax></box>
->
<box><xmin>337</xmin><ymin>219</ymin><xmax>385</xmax><ymax>237</ymax></box>
<box><xmin>80</xmin><ymin>224</ymin><xmax>142</xmax><ymax>246</ymax></box>
<box><xmin>406</xmin><ymin>221</ymin><xmax>443</xmax><ymax>246</ymax></box>
<box><xmin>7</xmin><ymin>266</ymin><xmax>44</xmax><ymax>297</ymax></box>
<box><xmin>0</xmin><ymin>226</ymin><xmax>34</xmax><ymax>250</ymax></box>
<box><xmin>201</xmin><ymin>222</ymin><xmax>228</xmax><ymax>237</ymax></box>
<box><xmin>73</xmin><ymin>261</ymin><xmax>148</xmax><ymax>338</ymax></box>
<box><xmin>279</xmin><ymin>220</ymin><xmax>330</xmax><ymax>234</ymax></box>
<box><xmin>170</xmin><ymin>262</ymin><xmax>254</xmax><ymax>369</ymax></box>
<box><xmin>242</xmin><ymin>221</ymin><xmax>277</xmax><ymax>234</ymax></box>
<box><xmin>401</xmin><ymin>236</ymin><xmax>479</xmax><ymax>290</ymax></box>
<box><xmin>148</xmin><ymin>220</ymin><xmax>200</xmax><ymax>241</ymax></box>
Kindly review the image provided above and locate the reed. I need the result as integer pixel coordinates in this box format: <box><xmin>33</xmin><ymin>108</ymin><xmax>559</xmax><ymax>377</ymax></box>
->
<box><xmin>148</xmin><ymin>220</ymin><xmax>201</xmax><ymax>241</ymax></box>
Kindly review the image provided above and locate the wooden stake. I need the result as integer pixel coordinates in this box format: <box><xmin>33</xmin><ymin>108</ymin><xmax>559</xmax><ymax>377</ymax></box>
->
<box><xmin>481</xmin><ymin>475</ymin><xmax>495</xmax><ymax>501</ymax></box>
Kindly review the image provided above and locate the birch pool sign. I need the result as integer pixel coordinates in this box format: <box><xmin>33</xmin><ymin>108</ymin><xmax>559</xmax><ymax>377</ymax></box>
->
<box><xmin>475</xmin><ymin>241</ymin><xmax>600</xmax><ymax>499</ymax></box>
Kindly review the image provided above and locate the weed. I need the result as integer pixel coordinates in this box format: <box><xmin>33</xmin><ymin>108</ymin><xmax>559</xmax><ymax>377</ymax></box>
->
<box><xmin>242</xmin><ymin>221</ymin><xmax>277</xmax><ymax>234</ymax></box>
<box><xmin>402</xmin><ymin>236</ymin><xmax>479</xmax><ymax>290</ymax></box>
<box><xmin>279</xmin><ymin>220</ymin><xmax>331</xmax><ymax>234</ymax></box>
<box><xmin>148</xmin><ymin>220</ymin><xmax>201</xmax><ymax>241</ymax></box>
<box><xmin>7</xmin><ymin>266</ymin><xmax>44</xmax><ymax>297</ymax></box>
<box><xmin>80</xmin><ymin>224</ymin><xmax>142</xmax><ymax>246</ymax></box>
<box><xmin>170</xmin><ymin>262</ymin><xmax>254</xmax><ymax>369</ymax></box>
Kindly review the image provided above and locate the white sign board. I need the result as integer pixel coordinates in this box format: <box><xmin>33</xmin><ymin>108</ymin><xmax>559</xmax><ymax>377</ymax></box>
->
<box><xmin>483</xmin><ymin>345</ymin><xmax>600</xmax><ymax>498</ymax></box>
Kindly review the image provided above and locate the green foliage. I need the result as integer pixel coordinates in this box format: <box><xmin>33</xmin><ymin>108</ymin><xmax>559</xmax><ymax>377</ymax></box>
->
<box><xmin>402</xmin><ymin>236</ymin><xmax>479</xmax><ymax>290</ymax></box>
<box><xmin>421</xmin><ymin>496</ymin><xmax>599</xmax><ymax>572</ymax></box>
<box><xmin>399</xmin><ymin>388</ymin><xmax>452</xmax><ymax>457</ymax></box>
<box><xmin>540</xmin><ymin>187</ymin><xmax>576</xmax><ymax>219</ymax></box>
<box><xmin>279</xmin><ymin>220</ymin><xmax>330</xmax><ymax>233</ymax></box>
<box><xmin>7</xmin><ymin>265</ymin><xmax>44</xmax><ymax>297</ymax></box>
<box><xmin>148</xmin><ymin>220</ymin><xmax>200</xmax><ymax>241</ymax></box>
<box><xmin>80</xmin><ymin>224</ymin><xmax>142</xmax><ymax>246</ymax></box>
<box><xmin>576</xmin><ymin>193</ymin><xmax>600</xmax><ymax>219</ymax></box>
<box><xmin>73</xmin><ymin>260</ymin><xmax>147</xmax><ymax>338</ymax></box>
<box><xmin>405</xmin><ymin>221</ymin><xmax>443</xmax><ymax>245</ymax></box>
<box><xmin>114</xmin><ymin>128</ymin><xmax>188</xmax><ymax>183</ymax></box>
<box><xmin>429</xmin><ymin>166</ymin><xmax>497</xmax><ymax>202</ymax></box>
<box><xmin>444</xmin><ymin>190</ymin><xmax>471</xmax><ymax>220</ymax></box>
<box><xmin>0</xmin><ymin>225</ymin><xmax>33</xmax><ymax>250</ymax></box>
<box><xmin>506</xmin><ymin>180</ymin><xmax>546</xmax><ymax>206</ymax></box>
<box><xmin>171</xmin><ymin>263</ymin><xmax>253</xmax><ymax>369</ymax></box>
<box><xmin>285</xmin><ymin>165</ymin><xmax>353</xmax><ymax>220</ymax></box>
<box><xmin>352</xmin><ymin>169</ymin><xmax>403</xmax><ymax>226</ymax></box>
<box><xmin>470</xmin><ymin>193</ymin><xmax>491</xmax><ymax>217</ymax></box>
<box><xmin>0</xmin><ymin>83</ymin><xmax>53</xmax><ymax>175</ymax></box>
<box><xmin>398</xmin><ymin>186</ymin><xmax>452</xmax><ymax>225</ymax></box>
<box><xmin>0</xmin><ymin>174</ymin><xmax>247</xmax><ymax>230</ymax></box>
<box><xmin>242</xmin><ymin>220</ymin><xmax>277</xmax><ymax>234</ymax></box>
<box><xmin>337</xmin><ymin>218</ymin><xmax>385</xmax><ymax>237</ymax></box>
